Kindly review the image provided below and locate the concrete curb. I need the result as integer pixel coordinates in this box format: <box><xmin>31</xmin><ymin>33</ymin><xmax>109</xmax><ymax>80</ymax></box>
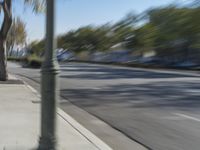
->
<box><xmin>0</xmin><ymin>74</ymin><xmax>24</xmax><ymax>84</ymax></box>
<box><xmin>12</xmin><ymin>74</ymin><xmax>113</xmax><ymax>150</ymax></box>
<box><xmin>57</xmin><ymin>109</ymin><xmax>112</xmax><ymax>150</ymax></box>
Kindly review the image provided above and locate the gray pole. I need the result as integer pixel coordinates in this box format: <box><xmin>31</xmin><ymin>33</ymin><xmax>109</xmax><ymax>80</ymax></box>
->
<box><xmin>37</xmin><ymin>0</ymin><xmax>59</xmax><ymax>150</ymax></box>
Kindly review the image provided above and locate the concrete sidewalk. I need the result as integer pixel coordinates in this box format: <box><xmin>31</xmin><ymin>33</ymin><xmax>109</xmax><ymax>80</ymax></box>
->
<box><xmin>0</xmin><ymin>76</ymin><xmax>112</xmax><ymax>150</ymax></box>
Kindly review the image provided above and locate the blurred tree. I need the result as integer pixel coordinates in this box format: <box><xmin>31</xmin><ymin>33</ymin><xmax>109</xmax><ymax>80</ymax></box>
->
<box><xmin>111</xmin><ymin>13</ymin><xmax>137</xmax><ymax>48</ymax></box>
<box><xmin>29</xmin><ymin>39</ymin><xmax>45</xmax><ymax>57</ymax></box>
<box><xmin>29</xmin><ymin>4</ymin><xmax>200</xmax><ymax>64</ymax></box>
<box><xmin>7</xmin><ymin>17</ymin><xmax>27</xmax><ymax>56</ymax></box>
<box><xmin>57</xmin><ymin>26</ymin><xmax>112</xmax><ymax>53</ymax></box>
<box><xmin>134</xmin><ymin>23</ymin><xmax>158</xmax><ymax>51</ymax></box>
<box><xmin>147</xmin><ymin>6</ymin><xmax>200</xmax><ymax>61</ymax></box>
<box><xmin>0</xmin><ymin>0</ymin><xmax>45</xmax><ymax>81</ymax></box>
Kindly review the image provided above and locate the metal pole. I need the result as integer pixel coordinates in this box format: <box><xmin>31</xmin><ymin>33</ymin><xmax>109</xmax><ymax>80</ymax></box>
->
<box><xmin>38</xmin><ymin>0</ymin><xmax>59</xmax><ymax>150</ymax></box>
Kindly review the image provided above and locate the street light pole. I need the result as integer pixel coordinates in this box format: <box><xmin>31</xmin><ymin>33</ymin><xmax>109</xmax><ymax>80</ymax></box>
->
<box><xmin>38</xmin><ymin>0</ymin><xmax>59</xmax><ymax>150</ymax></box>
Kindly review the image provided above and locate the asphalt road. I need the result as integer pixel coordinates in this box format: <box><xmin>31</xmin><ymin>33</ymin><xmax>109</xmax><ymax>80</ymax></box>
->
<box><xmin>9</xmin><ymin>62</ymin><xmax>200</xmax><ymax>150</ymax></box>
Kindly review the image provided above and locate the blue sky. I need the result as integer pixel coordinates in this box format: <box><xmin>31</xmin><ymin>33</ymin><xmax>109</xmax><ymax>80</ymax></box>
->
<box><xmin>13</xmin><ymin>0</ymin><xmax>182</xmax><ymax>42</ymax></box>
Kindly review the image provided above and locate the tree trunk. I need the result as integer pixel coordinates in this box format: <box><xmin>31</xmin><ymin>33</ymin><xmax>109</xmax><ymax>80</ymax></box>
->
<box><xmin>0</xmin><ymin>0</ymin><xmax>12</xmax><ymax>81</ymax></box>
<box><xmin>0</xmin><ymin>38</ymin><xmax>7</xmax><ymax>80</ymax></box>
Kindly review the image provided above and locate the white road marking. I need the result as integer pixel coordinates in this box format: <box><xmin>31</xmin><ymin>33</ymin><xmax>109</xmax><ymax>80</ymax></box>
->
<box><xmin>174</xmin><ymin>113</ymin><xmax>200</xmax><ymax>122</ymax></box>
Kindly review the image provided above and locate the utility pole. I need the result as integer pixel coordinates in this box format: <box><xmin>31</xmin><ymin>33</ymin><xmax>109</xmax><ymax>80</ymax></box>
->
<box><xmin>37</xmin><ymin>0</ymin><xmax>59</xmax><ymax>149</ymax></box>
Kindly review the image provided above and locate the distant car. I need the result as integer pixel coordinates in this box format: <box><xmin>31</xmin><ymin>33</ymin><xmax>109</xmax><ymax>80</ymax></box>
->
<box><xmin>138</xmin><ymin>57</ymin><xmax>170</xmax><ymax>66</ymax></box>
<box><xmin>172</xmin><ymin>61</ymin><xmax>199</xmax><ymax>68</ymax></box>
<box><xmin>57</xmin><ymin>50</ymin><xmax>74</xmax><ymax>61</ymax></box>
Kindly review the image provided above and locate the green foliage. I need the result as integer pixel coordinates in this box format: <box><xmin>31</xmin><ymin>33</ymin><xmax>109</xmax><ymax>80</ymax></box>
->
<box><xmin>24</xmin><ymin>0</ymin><xmax>45</xmax><ymax>13</ymax></box>
<box><xmin>29</xmin><ymin>4</ymin><xmax>200</xmax><ymax>63</ymax></box>
<box><xmin>57</xmin><ymin>26</ymin><xmax>113</xmax><ymax>53</ymax></box>
<box><xmin>145</xmin><ymin>6</ymin><xmax>200</xmax><ymax>59</ymax></box>
<box><xmin>29</xmin><ymin>40</ymin><xmax>45</xmax><ymax>56</ymax></box>
<box><xmin>7</xmin><ymin>17</ymin><xmax>27</xmax><ymax>50</ymax></box>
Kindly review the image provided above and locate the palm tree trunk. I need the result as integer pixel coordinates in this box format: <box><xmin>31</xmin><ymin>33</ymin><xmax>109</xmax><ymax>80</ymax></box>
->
<box><xmin>0</xmin><ymin>38</ymin><xmax>7</xmax><ymax>80</ymax></box>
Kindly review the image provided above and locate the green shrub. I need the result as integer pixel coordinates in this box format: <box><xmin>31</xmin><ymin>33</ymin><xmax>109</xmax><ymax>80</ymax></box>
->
<box><xmin>7</xmin><ymin>57</ymin><xmax>23</xmax><ymax>62</ymax></box>
<box><xmin>26</xmin><ymin>55</ymin><xmax>42</xmax><ymax>68</ymax></box>
<box><xmin>8</xmin><ymin>55</ymin><xmax>42</xmax><ymax>68</ymax></box>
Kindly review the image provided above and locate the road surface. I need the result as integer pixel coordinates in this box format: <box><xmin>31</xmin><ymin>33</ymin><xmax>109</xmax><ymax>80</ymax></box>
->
<box><xmin>9</xmin><ymin>62</ymin><xmax>200</xmax><ymax>150</ymax></box>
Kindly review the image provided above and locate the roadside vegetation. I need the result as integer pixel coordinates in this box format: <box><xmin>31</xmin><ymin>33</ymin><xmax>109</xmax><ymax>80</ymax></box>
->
<box><xmin>9</xmin><ymin>2</ymin><xmax>200</xmax><ymax>69</ymax></box>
